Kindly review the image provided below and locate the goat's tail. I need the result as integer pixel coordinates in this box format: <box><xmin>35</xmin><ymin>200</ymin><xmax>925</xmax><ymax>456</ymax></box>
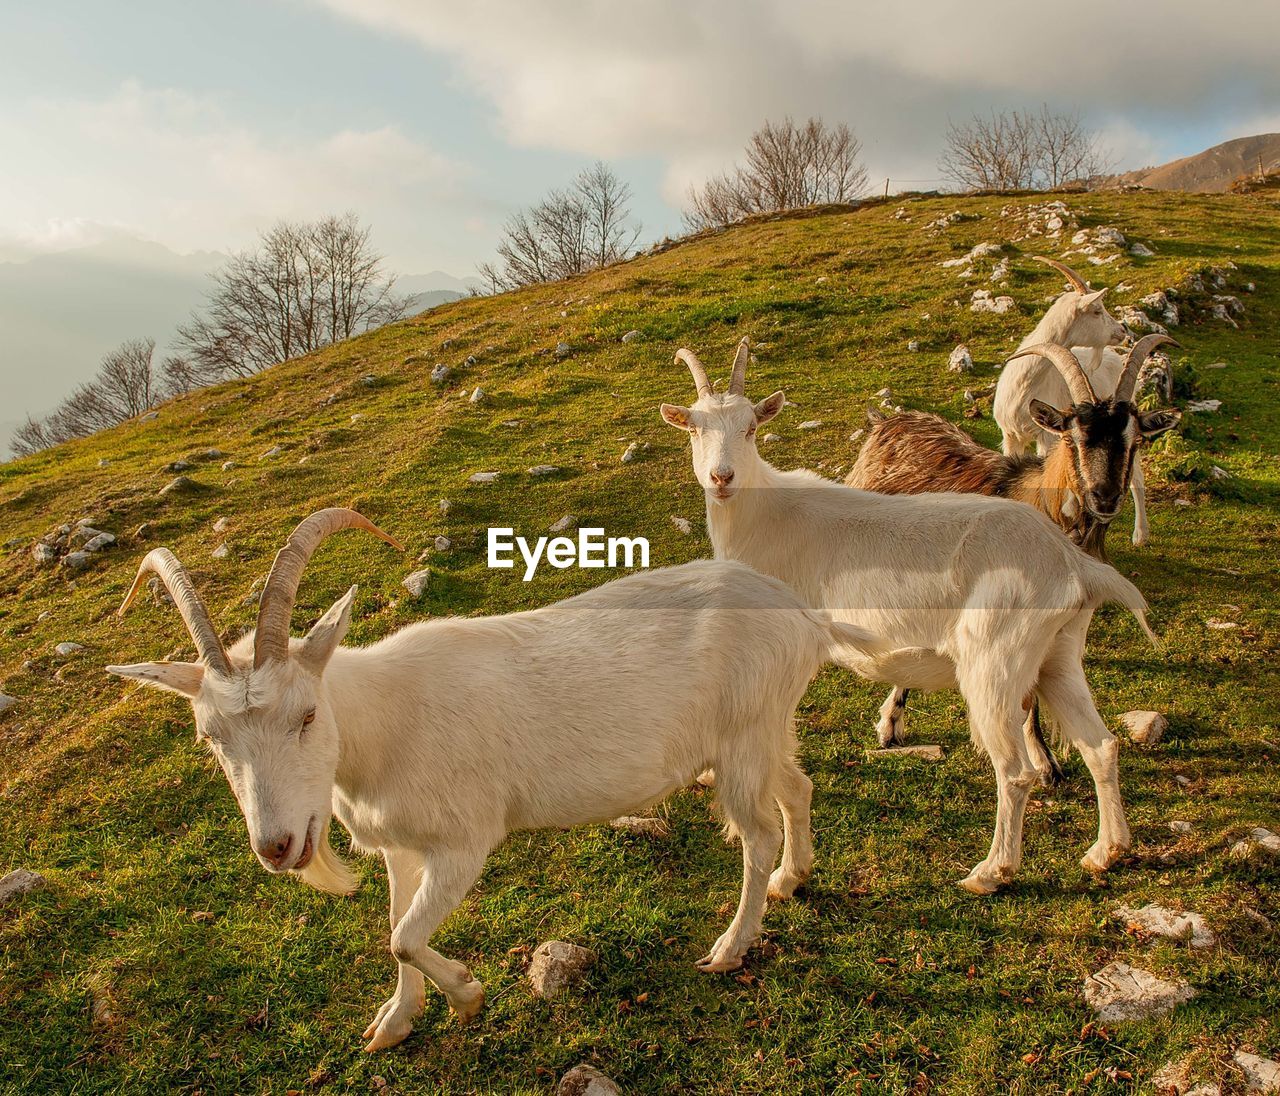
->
<box><xmin>815</xmin><ymin>613</ymin><xmax>888</xmax><ymax>662</ymax></box>
<box><xmin>1090</xmin><ymin>562</ymin><xmax>1162</xmax><ymax>650</ymax></box>
<box><xmin>293</xmin><ymin>817</ymin><xmax>359</xmax><ymax>896</ymax></box>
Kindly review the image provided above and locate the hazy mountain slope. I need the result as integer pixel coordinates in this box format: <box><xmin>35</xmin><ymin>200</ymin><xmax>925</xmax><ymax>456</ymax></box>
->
<box><xmin>1</xmin><ymin>191</ymin><xmax>1277</xmax><ymax>1094</ymax></box>
<box><xmin>1107</xmin><ymin>132</ymin><xmax>1280</xmax><ymax>192</ymax></box>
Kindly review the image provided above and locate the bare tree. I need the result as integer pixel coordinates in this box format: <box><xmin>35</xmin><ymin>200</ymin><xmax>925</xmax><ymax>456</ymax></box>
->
<box><xmin>173</xmin><ymin>213</ymin><xmax>407</xmax><ymax>383</ymax></box>
<box><xmin>684</xmin><ymin>118</ymin><xmax>869</xmax><ymax>231</ymax></box>
<box><xmin>481</xmin><ymin>162</ymin><xmax>640</xmax><ymax>290</ymax></box>
<box><xmin>940</xmin><ymin>106</ymin><xmax>1108</xmax><ymax>192</ymax></box>
<box><xmin>11</xmin><ymin>338</ymin><xmax>163</xmax><ymax>457</ymax></box>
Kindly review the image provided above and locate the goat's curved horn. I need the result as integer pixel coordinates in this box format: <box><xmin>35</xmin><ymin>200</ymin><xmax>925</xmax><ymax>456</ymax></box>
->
<box><xmin>728</xmin><ymin>336</ymin><xmax>750</xmax><ymax>395</ymax></box>
<box><xmin>1008</xmin><ymin>342</ymin><xmax>1096</xmax><ymax>405</ymax></box>
<box><xmin>1114</xmin><ymin>333</ymin><xmax>1179</xmax><ymax>405</ymax></box>
<box><xmin>674</xmin><ymin>348</ymin><xmax>712</xmax><ymax>398</ymax></box>
<box><xmin>1032</xmin><ymin>255</ymin><xmax>1089</xmax><ymax>295</ymax></box>
<box><xmin>119</xmin><ymin>549</ymin><xmax>231</xmax><ymax>675</ymax></box>
<box><xmin>254</xmin><ymin>508</ymin><xmax>403</xmax><ymax>668</ymax></box>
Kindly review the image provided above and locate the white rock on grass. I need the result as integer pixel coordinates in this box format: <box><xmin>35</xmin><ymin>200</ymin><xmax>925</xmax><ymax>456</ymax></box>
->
<box><xmin>159</xmin><ymin>476</ymin><xmax>196</xmax><ymax>496</ymax></box>
<box><xmin>621</xmin><ymin>442</ymin><xmax>642</xmax><ymax>463</ymax></box>
<box><xmin>82</xmin><ymin>533</ymin><xmax>115</xmax><ymax>553</ymax></box>
<box><xmin>948</xmin><ymin>344</ymin><xmax>974</xmax><ymax>372</ymax></box>
<box><xmin>1082</xmin><ymin>961</ymin><xmax>1195</xmax><ymax>1021</ymax></box>
<box><xmin>1115</xmin><ymin>903</ymin><xmax>1215</xmax><ymax>948</ymax></box>
<box><xmin>1169</xmin><ymin>820</ymin><xmax>1193</xmax><ymax>834</ymax></box>
<box><xmin>554</xmin><ymin>342</ymin><xmax>573</xmax><ymax>359</ymax></box>
<box><xmin>611</xmin><ymin>815</ymin><xmax>670</xmax><ymax>838</ymax></box>
<box><xmin>549</xmin><ymin>514</ymin><xmax>576</xmax><ymax>533</ymax></box>
<box><xmin>528</xmin><ymin>465</ymin><xmax>561</xmax><ymax>476</ymax></box>
<box><xmin>431</xmin><ymin>363</ymin><xmax>451</xmax><ymax>384</ymax></box>
<box><xmin>970</xmin><ymin>289</ymin><xmax>1016</xmax><ymax>314</ymax></box>
<box><xmin>621</xmin><ymin>330</ymin><xmax>642</xmax><ymax>343</ymax></box>
<box><xmin>762</xmin><ymin>433</ymin><xmax>781</xmax><ymax>444</ymax></box>
<box><xmin>866</xmin><ymin>745</ymin><xmax>944</xmax><ymax>762</ymax></box>
<box><xmin>260</xmin><ymin>446</ymin><xmax>283</xmax><ymax>460</ymax></box>
<box><xmin>557</xmin><ymin>1065</ymin><xmax>621</xmax><ymax>1096</ymax></box>
<box><xmin>32</xmin><ymin>543</ymin><xmax>58</xmax><ymax>567</ymax></box>
<box><xmin>213</xmin><ymin>517</ymin><xmax>230</xmax><ymax>533</ymax></box>
<box><xmin>1234</xmin><ymin>1051</ymin><xmax>1280</xmax><ymax>1093</ymax></box>
<box><xmin>670</xmin><ymin>516</ymin><xmax>692</xmax><ymax>535</ymax></box>
<box><xmin>1186</xmin><ymin>399</ymin><xmax>1222</xmax><ymax>413</ymax></box>
<box><xmin>797</xmin><ymin>420</ymin><xmax>823</xmax><ymax>430</ymax></box>
<box><xmin>469</xmin><ymin>387</ymin><xmax>486</xmax><ymax>404</ymax></box>
<box><xmin>55</xmin><ymin>642</ymin><xmax>85</xmax><ymax>657</ymax></box>
<box><xmin>0</xmin><ymin>868</ymin><xmax>47</xmax><ymax>901</ymax></box>
<box><xmin>401</xmin><ymin>569</ymin><xmax>431</xmax><ymax>599</ymax></box>
<box><xmin>907</xmin><ymin>340</ymin><xmax>921</xmax><ymax>352</ymax></box>
<box><xmin>0</xmin><ymin>693</ymin><xmax>17</xmax><ymax>714</ymax></box>
<box><xmin>1230</xmin><ymin>828</ymin><xmax>1280</xmax><ymax>859</ymax></box>
<box><xmin>468</xmin><ymin>471</ymin><xmax>499</xmax><ymax>484</ymax></box>
<box><xmin>434</xmin><ymin>536</ymin><xmax>453</xmax><ymax>552</ymax></box>
<box><xmin>61</xmin><ymin>552</ymin><xmax>92</xmax><ymax>573</ymax></box>
<box><xmin>1129</xmin><ymin>242</ymin><xmax>1156</xmax><ymax>257</ymax></box>
<box><xmin>1121</xmin><ymin>710</ymin><xmax>1168</xmax><ymax>745</ymax></box>
<box><xmin>212</xmin><ymin>543</ymin><xmax>230</xmax><ymax>560</ymax></box>
<box><xmin>528</xmin><ymin>940</ymin><xmax>596</xmax><ymax>999</ymax></box>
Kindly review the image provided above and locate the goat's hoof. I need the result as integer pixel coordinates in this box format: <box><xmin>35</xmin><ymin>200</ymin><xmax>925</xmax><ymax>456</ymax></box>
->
<box><xmin>696</xmin><ymin>951</ymin><xmax>745</xmax><ymax>974</ymax></box>
<box><xmin>695</xmin><ymin>768</ymin><xmax>717</xmax><ymax>788</ymax></box>
<box><xmin>1081</xmin><ymin>842</ymin><xmax>1128</xmax><ymax>874</ymax></box>
<box><xmin>767</xmin><ymin>866</ymin><xmax>809</xmax><ymax>902</ymax></box>
<box><xmin>875</xmin><ymin>721</ymin><xmax>904</xmax><ymax>748</ymax></box>
<box><xmin>449</xmin><ymin>978</ymin><xmax>486</xmax><ymax>1025</ymax></box>
<box><xmin>957</xmin><ymin>868</ymin><xmax>1005</xmax><ymax>896</ymax></box>
<box><xmin>1132</xmin><ymin>530</ymin><xmax>1149</xmax><ymax>548</ymax></box>
<box><xmin>362</xmin><ymin>997</ymin><xmax>419</xmax><ymax>1052</ymax></box>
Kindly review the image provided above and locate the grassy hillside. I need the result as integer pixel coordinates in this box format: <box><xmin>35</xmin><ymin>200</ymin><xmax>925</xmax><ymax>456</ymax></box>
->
<box><xmin>2</xmin><ymin>191</ymin><xmax>1278</xmax><ymax>1094</ymax></box>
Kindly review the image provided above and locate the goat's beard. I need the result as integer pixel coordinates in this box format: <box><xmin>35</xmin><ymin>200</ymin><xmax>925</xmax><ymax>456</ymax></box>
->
<box><xmin>291</xmin><ymin>815</ymin><xmax>358</xmax><ymax>895</ymax></box>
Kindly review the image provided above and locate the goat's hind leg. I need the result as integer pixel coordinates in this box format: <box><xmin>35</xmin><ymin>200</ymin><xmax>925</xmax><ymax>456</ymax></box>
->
<box><xmin>768</xmin><ymin>758</ymin><xmax>813</xmax><ymax>900</ymax></box>
<box><xmin>1024</xmin><ymin>702</ymin><xmax>1065</xmax><ymax>787</ymax></box>
<box><xmin>698</xmin><ymin>764</ymin><xmax>783</xmax><ymax>973</ymax></box>
<box><xmin>875</xmin><ymin>686</ymin><xmax>909</xmax><ymax>746</ymax></box>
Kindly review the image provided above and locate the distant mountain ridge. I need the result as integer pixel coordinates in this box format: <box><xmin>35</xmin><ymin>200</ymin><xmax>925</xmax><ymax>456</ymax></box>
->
<box><xmin>1103</xmin><ymin>133</ymin><xmax>1280</xmax><ymax>193</ymax></box>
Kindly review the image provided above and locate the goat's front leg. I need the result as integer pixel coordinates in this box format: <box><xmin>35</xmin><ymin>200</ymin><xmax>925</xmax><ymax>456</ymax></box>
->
<box><xmin>874</xmin><ymin>686</ymin><xmax>909</xmax><ymax>746</ymax></box>
<box><xmin>364</xmin><ymin>844</ymin><xmax>488</xmax><ymax>1052</ymax></box>
<box><xmin>1129</xmin><ymin>454</ymin><xmax>1149</xmax><ymax>547</ymax></box>
<box><xmin>363</xmin><ymin>848</ymin><xmax>428</xmax><ymax>1052</ymax></box>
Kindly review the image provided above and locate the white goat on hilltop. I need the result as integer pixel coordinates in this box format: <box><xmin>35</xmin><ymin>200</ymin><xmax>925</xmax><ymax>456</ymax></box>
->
<box><xmin>107</xmin><ymin>509</ymin><xmax>884</xmax><ymax>1051</ymax></box>
<box><xmin>993</xmin><ymin>257</ymin><xmax>1165</xmax><ymax>546</ymax></box>
<box><xmin>661</xmin><ymin>340</ymin><xmax>1157</xmax><ymax>896</ymax></box>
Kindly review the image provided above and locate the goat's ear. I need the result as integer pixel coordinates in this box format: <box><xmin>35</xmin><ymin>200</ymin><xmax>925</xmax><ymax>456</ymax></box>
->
<box><xmin>660</xmin><ymin>403</ymin><xmax>694</xmax><ymax>431</ymax></box>
<box><xmin>297</xmin><ymin>585</ymin><xmax>357</xmax><ymax>675</ymax></box>
<box><xmin>106</xmin><ymin>661</ymin><xmax>205</xmax><ymax>698</ymax></box>
<box><xmin>1078</xmin><ymin>287</ymin><xmax>1109</xmax><ymax>309</ymax></box>
<box><xmin>1137</xmin><ymin>407</ymin><xmax>1181</xmax><ymax>441</ymax></box>
<box><xmin>1029</xmin><ymin>399</ymin><xmax>1072</xmax><ymax>434</ymax></box>
<box><xmin>754</xmin><ymin>390</ymin><xmax>786</xmax><ymax>424</ymax></box>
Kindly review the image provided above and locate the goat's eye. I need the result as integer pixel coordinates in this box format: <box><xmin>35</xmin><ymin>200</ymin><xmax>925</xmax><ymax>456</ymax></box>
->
<box><xmin>746</xmin><ymin>425</ymin><xmax>757</xmax><ymax>438</ymax></box>
<box><xmin>301</xmin><ymin>709</ymin><xmax>316</xmax><ymax>732</ymax></box>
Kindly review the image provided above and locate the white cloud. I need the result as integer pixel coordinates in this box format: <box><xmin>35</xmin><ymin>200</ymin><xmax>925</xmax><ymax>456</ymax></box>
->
<box><xmin>0</xmin><ymin>80</ymin><xmax>467</xmax><ymax>265</ymax></box>
<box><xmin>314</xmin><ymin>0</ymin><xmax>1280</xmax><ymax>191</ymax></box>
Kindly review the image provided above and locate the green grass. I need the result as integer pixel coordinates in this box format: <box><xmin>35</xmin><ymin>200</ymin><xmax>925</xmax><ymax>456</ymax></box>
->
<box><xmin>2</xmin><ymin>191</ymin><xmax>1278</xmax><ymax>1094</ymax></box>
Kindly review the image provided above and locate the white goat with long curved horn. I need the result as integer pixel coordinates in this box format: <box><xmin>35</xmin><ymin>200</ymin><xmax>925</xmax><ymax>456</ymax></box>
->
<box><xmin>107</xmin><ymin>508</ymin><xmax>885</xmax><ymax>1051</ymax></box>
<box><xmin>662</xmin><ymin>338</ymin><xmax>1158</xmax><ymax>897</ymax></box>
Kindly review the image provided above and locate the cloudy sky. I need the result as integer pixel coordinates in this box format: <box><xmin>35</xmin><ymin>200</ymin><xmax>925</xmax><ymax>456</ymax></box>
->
<box><xmin>2</xmin><ymin>0</ymin><xmax>1278</xmax><ymax>442</ymax></box>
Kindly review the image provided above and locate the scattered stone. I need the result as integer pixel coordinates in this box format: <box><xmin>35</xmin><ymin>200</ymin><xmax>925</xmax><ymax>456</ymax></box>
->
<box><xmin>797</xmin><ymin>420</ymin><xmax>823</xmax><ymax>430</ymax></box>
<box><xmin>549</xmin><ymin>514</ymin><xmax>576</xmax><ymax>534</ymax></box>
<box><xmin>554</xmin><ymin>342</ymin><xmax>573</xmax><ymax>359</ymax></box>
<box><xmin>621</xmin><ymin>330</ymin><xmax>642</xmax><ymax>343</ymax></box>
<box><xmin>528</xmin><ymin>464</ymin><xmax>561</xmax><ymax>476</ymax></box>
<box><xmin>866</xmin><ymin>745</ymin><xmax>944</xmax><ymax>762</ymax></box>
<box><xmin>431</xmin><ymin>363</ymin><xmax>451</xmax><ymax>384</ymax></box>
<box><xmin>621</xmin><ymin>441</ymin><xmax>642</xmax><ymax>464</ymax></box>
<box><xmin>0</xmin><ymin>868</ymin><xmax>47</xmax><ymax>901</ymax></box>
<box><xmin>527</xmin><ymin>940</ymin><xmax>596</xmax><ymax>1000</ymax></box>
<box><xmin>1170</xmin><ymin>820</ymin><xmax>1193</xmax><ymax>834</ymax></box>
<box><xmin>970</xmin><ymin>289</ymin><xmax>1016</xmax><ymax>315</ymax></box>
<box><xmin>211</xmin><ymin>517</ymin><xmax>229</xmax><ymax>534</ymax></box>
<box><xmin>401</xmin><ymin>569</ymin><xmax>431</xmax><ymax>599</ymax></box>
<box><xmin>433</xmin><ymin>536</ymin><xmax>452</xmax><ymax>552</ymax></box>
<box><xmin>167</xmin><ymin>460</ymin><xmax>194</xmax><ymax>473</ymax></box>
<box><xmin>55</xmin><ymin>642</ymin><xmax>84</xmax><ymax>657</ymax></box>
<box><xmin>1095</xmin><ymin>226</ymin><xmax>1127</xmax><ymax>247</ymax></box>
<box><xmin>97</xmin><ymin>458</ymin><xmax>110</xmax><ymax>468</ymax></box>
<box><xmin>1115</xmin><ymin>903</ymin><xmax>1215</xmax><ymax>948</ymax></box>
<box><xmin>556</xmin><ymin>1065</ymin><xmax>621</xmax><ymax>1096</ymax></box>
<box><xmin>134</xmin><ymin>522</ymin><xmax>153</xmax><ymax>538</ymax></box>
<box><xmin>1175</xmin><ymin>774</ymin><xmax>1192</xmax><ymax>787</ymax></box>
<box><xmin>1139</xmin><ymin>291</ymin><xmax>1180</xmax><ymax>327</ymax></box>
<box><xmin>611</xmin><ymin>815</ymin><xmax>670</xmax><ymax>838</ymax></box>
<box><xmin>1121</xmin><ymin>710</ymin><xmax>1168</xmax><ymax>745</ymax></box>
<box><xmin>361</xmin><ymin>374</ymin><xmax>378</xmax><ymax>388</ymax></box>
<box><xmin>159</xmin><ymin>476</ymin><xmax>196</xmax><ymax>496</ymax></box>
<box><xmin>849</xmin><ymin>429</ymin><xmax>864</xmax><ymax>444</ymax></box>
<box><xmin>948</xmin><ymin>344</ymin><xmax>974</xmax><ymax>373</ymax></box>
<box><xmin>0</xmin><ymin>693</ymin><xmax>16</xmax><ymax>714</ymax></box>
<box><xmin>221</xmin><ymin>460</ymin><xmax>239</xmax><ymax>471</ymax></box>
<box><xmin>61</xmin><ymin>551</ymin><xmax>92</xmax><ymax>573</ymax></box>
<box><xmin>1231</xmin><ymin>828</ymin><xmax>1280</xmax><ymax>859</ymax></box>
<box><xmin>1118</xmin><ymin>305</ymin><xmax>1168</xmax><ymax>335</ymax></box>
<box><xmin>203</xmin><ymin>448</ymin><xmax>226</xmax><ymax>460</ymax></box>
<box><xmin>260</xmin><ymin>446</ymin><xmax>283</xmax><ymax>460</ymax></box>
<box><xmin>1129</xmin><ymin>242</ymin><xmax>1155</xmax><ymax>258</ymax></box>
<box><xmin>1209</xmin><ymin>466</ymin><xmax>1230</xmax><ymax>481</ymax></box>
<box><xmin>138</xmin><ymin>411</ymin><xmax>159</xmax><ymax>422</ymax></box>
<box><xmin>1082</xmin><ymin>961</ymin><xmax>1195</xmax><ymax>1021</ymax></box>
<box><xmin>762</xmin><ymin>433</ymin><xmax>780</xmax><ymax>444</ymax></box>
<box><xmin>32</xmin><ymin>543</ymin><xmax>57</xmax><ymax>567</ymax></box>
<box><xmin>82</xmin><ymin>533</ymin><xmax>116</xmax><ymax>553</ymax></box>
<box><xmin>940</xmin><ymin>242</ymin><xmax>1002</xmax><ymax>268</ymax></box>
<box><xmin>469</xmin><ymin>387</ymin><xmax>486</xmax><ymax>404</ymax></box>
<box><xmin>1186</xmin><ymin>399</ymin><xmax>1222</xmax><ymax>413</ymax></box>
<box><xmin>1234</xmin><ymin>1051</ymin><xmax>1280</xmax><ymax>1093</ymax></box>
<box><xmin>464</xmin><ymin>355</ymin><xmax>478</xmax><ymax>367</ymax></box>
<box><xmin>907</xmin><ymin>340</ymin><xmax>920</xmax><ymax>352</ymax></box>
<box><xmin>468</xmin><ymin>471</ymin><xmax>499</xmax><ymax>484</ymax></box>
<box><xmin>211</xmin><ymin>543</ymin><xmax>230</xmax><ymax>560</ymax></box>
